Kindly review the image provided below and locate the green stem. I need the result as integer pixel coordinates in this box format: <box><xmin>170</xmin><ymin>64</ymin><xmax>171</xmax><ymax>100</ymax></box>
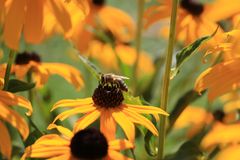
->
<box><xmin>27</xmin><ymin>71</ymin><xmax>44</xmax><ymax>135</ymax></box>
<box><xmin>157</xmin><ymin>0</ymin><xmax>179</xmax><ymax>159</ymax></box>
<box><xmin>27</xmin><ymin>71</ymin><xmax>33</xmax><ymax>103</ymax></box>
<box><xmin>3</xmin><ymin>50</ymin><xmax>15</xmax><ymax>90</ymax></box>
<box><xmin>132</xmin><ymin>0</ymin><xmax>144</xmax><ymax>94</ymax></box>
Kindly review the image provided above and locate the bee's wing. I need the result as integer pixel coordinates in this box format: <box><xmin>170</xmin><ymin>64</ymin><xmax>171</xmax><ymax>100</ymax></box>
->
<box><xmin>114</xmin><ymin>75</ymin><xmax>130</xmax><ymax>80</ymax></box>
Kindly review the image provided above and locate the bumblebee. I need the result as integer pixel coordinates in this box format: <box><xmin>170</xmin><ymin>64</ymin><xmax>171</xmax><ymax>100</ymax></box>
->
<box><xmin>100</xmin><ymin>73</ymin><xmax>129</xmax><ymax>92</ymax></box>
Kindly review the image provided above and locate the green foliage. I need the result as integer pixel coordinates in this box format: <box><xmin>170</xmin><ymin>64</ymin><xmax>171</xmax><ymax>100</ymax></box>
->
<box><xmin>7</xmin><ymin>79</ymin><xmax>35</xmax><ymax>93</ymax></box>
<box><xmin>164</xmin><ymin>131</ymin><xmax>207</xmax><ymax>160</ymax></box>
<box><xmin>170</xmin><ymin>28</ymin><xmax>218</xmax><ymax>79</ymax></box>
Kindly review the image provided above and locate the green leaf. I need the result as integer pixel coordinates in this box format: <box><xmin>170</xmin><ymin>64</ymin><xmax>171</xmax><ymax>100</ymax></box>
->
<box><xmin>144</xmin><ymin>115</ymin><xmax>158</xmax><ymax>157</ymax></box>
<box><xmin>170</xmin><ymin>27</ymin><xmax>218</xmax><ymax>79</ymax></box>
<box><xmin>78</xmin><ymin>55</ymin><xmax>102</xmax><ymax>80</ymax></box>
<box><xmin>7</xmin><ymin>79</ymin><xmax>35</xmax><ymax>93</ymax></box>
<box><xmin>24</xmin><ymin>130</ymin><xmax>43</xmax><ymax>147</ymax></box>
<box><xmin>164</xmin><ymin>132</ymin><xmax>207</xmax><ymax>160</ymax></box>
<box><xmin>123</xmin><ymin>92</ymin><xmax>142</xmax><ymax>105</ymax></box>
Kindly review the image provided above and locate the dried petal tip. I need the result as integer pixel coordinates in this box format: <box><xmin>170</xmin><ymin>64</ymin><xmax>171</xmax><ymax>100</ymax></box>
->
<box><xmin>70</xmin><ymin>128</ymin><xmax>108</xmax><ymax>159</ymax></box>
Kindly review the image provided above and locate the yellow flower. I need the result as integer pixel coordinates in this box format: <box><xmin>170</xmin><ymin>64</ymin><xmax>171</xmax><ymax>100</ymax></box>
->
<box><xmin>144</xmin><ymin>0</ymin><xmax>240</xmax><ymax>44</ymax></box>
<box><xmin>51</xmin><ymin>75</ymin><xmax>168</xmax><ymax>142</ymax></box>
<box><xmin>21</xmin><ymin>124</ymin><xmax>134</xmax><ymax>160</ymax></box>
<box><xmin>201</xmin><ymin>122</ymin><xmax>240</xmax><ymax>149</ymax></box>
<box><xmin>0</xmin><ymin>87</ymin><xmax>32</xmax><ymax>159</ymax></box>
<box><xmin>215</xmin><ymin>144</ymin><xmax>240</xmax><ymax>160</ymax></box>
<box><xmin>0</xmin><ymin>0</ymin><xmax>89</xmax><ymax>50</ymax></box>
<box><xmin>195</xmin><ymin>58</ymin><xmax>240</xmax><ymax>101</ymax></box>
<box><xmin>174</xmin><ymin>106</ymin><xmax>213</xmax><ymax>137</ymax></box>
<box><xmin>70</xmin><ymin>0</ymin><xmax>135</xmax><ymax>53</ymax></box>
<box><xmin>10</xmin><ymin>52</ymin><xmax>84</xmax><ymax>90</ymax></box>
<box><xmin>87</xmin><ymin>40</ymin><xmax>155</xmax><ymax>76</ymax></box>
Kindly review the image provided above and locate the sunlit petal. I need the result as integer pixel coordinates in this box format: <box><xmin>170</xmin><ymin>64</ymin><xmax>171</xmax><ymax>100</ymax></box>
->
<box><xmin>3</xmin><ymin>0</ymin><xmax>26</xmax><ymax>49</ymax></box>
<box><xmin>74</xmin><ymin>109</ymin><xmax>101</xmax><ymax>132</ymax></box>
<box><xmin>112</xmin><ymin>110</ymin><xmax>135</xmax><ymax>142</ymax></box>
<box><xmin>51</xmin><ymin>98</ymin><xmax>93</xmax><ymax>111</ymax></box>
<box><xmin>24</xmin><ymin>0</ymin><xmax>44</xmax><ymax>43</ymax></box>
<box><xmin>100</xmin><ymin>109</ymin><xmax>116</xmax><ymax>141</ymax></box>
<box><xmin>124</xmin><ymin>104</ymin><xmax>169</xmax><ymax>116</ymax></box>
<box><xmin>52</xmin><ymin>104</ymin><xmax>95</xmax><ymax>123</ymax></box>
<box><xmin>47</xmin><ymin>124</ymin><xmax>73</xmax><ymax>139</ymax></box>
<box><xmin>108</xmin><ymin>139</ymin><xmax>134</xmax><ymax>151</ymax></box>
<box><xmin>0</xmin><ymin>121</ymin><xmax>11</xmax><ymax>159</ymax></box>
<box><xmin>201</xmin><ymin>122</ymin><xmax>240</xmax><ymax>149</ymax></box>
<box><xmin>123</xmin><ymin>108</ymin><xmax>158</xmax><ymax>136</ymax></box>
<box><xmin>108</xmin><ymin>150</ymin><xmax>133</xmax><ymax>160</ymax></box>
<box><xmin>0</xmin><ymin>103</ymin><xmax>29</xmax><ymax>140</ymax></box>
<box><xmin>0</xmin><ymin>90</ymin><xmax>32</xmax><ymax>115</ymax></box>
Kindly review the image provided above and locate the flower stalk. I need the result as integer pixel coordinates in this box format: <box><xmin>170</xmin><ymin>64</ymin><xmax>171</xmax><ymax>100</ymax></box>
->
<box><xmin>133</xmin><ymin>0</ymin><xmax>144</xmax><ymax>93</ymax></box>
<box><xmin>3</xmin><ymin>50</ymin><xmax>15</xmax><ymax>90</ymax></box>
<box><xmin>157</xmin><ymin>0</ymin><xmax>179</xmax><ymax>159</ymax></box>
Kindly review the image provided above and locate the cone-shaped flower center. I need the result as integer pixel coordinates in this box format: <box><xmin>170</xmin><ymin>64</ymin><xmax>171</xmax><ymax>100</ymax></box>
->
<box><xmin>92</xmin><ymin>84</ymin><xmax>124</xmax><ymax>108</ymax></box>
<box><xmin>213</xmin><ymin>109</ymin><xmax>225</xmax><ymax>122</ymax></box>
<box><xmin>92</xmin><ymin>0</ymin><xmax>105</xmax><ymax>6</ymax></box>
<box><xmin>70</xmin><ymin>128</ymin><xmax>108</xmax><ymax>160</ymax></box>
<box><xmin>180</xmin><ymin>0</ymin><xmax>204</xmax><ymax>16</ymax></box>
<box><xmin>15</xmin><ymin>52</ymin><xmax>41</xmax><ymax>65</ymax></box>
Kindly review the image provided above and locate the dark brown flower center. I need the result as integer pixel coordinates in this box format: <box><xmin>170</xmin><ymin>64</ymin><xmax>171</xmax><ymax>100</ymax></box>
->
<box><xmin>92</xmin><ymin>84</ymin><xmax>124</xmax><ymax>108</ymax></box>
<box><xmin>180</xmin><ymin>0</ymin><xmax>204</xmax><ymax>16</ymax></box>
<box><xmin>213</xmin><ymin>109</ymin><xmax>225</xmax><ymax>122</ymax></box>
<box><xmin>15</xmin><ymin>52</ymin><xmax>41</xmax><ymax>65</ymax></box>
<box><xmin>92</xmin><ymin>0</ymin><xmax>105</xmax><ymax>6</ymax></box>
<box><xmin>70</xmin><ymin>128</ymin><xmax>108</xmax><ymax>160</ymax></box>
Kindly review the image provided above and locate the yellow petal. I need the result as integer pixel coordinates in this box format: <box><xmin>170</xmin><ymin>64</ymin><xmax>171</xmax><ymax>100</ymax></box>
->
<box><xmin>108</xmin><ymin>150</ymin><xmax>133</xmax><ymax>160</ymax></box>
<box><xmin>42</xmin><ymin>63</ymin><xmax>84</xmax><ymax>90</ymax></box>
<box><xmin>216</xmin><ymin>145</ymin><xmax>240</xmax><ymax>160</ymax></box>
<box><xmin>112</xmin><ymin>110</ymin><xmax>135</xmax><ymax>142</ymax></box>
<box><xmin>51</xmin><ymin>98</ymin><xmax>93</xmax><ymax>111</ymax></box>
<box><xmin>73</xmin><ymin>109</ymin><xmax>101</xmax><ymax>132</ymax></box>
<box><xmin>124</xmin><ymin>104</ymin><xmax>169</xmax><ymax>116</ymax></box>
<box><xmin>24</xmin><ymin>0</ymin><xmax>44</xmax><ymax>43</ymax></box>
<box><xmin>123</xmin><ymin>108</ymin><xmax>158</xmax><ymax>136</ymax></box>
<box><xmin>47</xmin><ymin>154</ymin><xmax>71</xmax><ymax>160</ymax></box>
<box><xmin>34</xmin><ymin>134</ymin><xmax>69</xmax><ymax>146</ymax></box>
<box><xmin>201</xmin><ymin>122</ymin><xmax>240</xmax><ymax>149</ymax></box>
<box><xmin>3</xmin><ymin>0</ymin><xmax>26</xmax><ymax>49</ymax></box>
<box><xmin>47</xmin><ymin>0</ymin><xmax>71</xmax><ymax>32</ymax></box>
<box><xmin>0</xmin><ymin>90</ymin><xmax>32</xmax><ymax>115</ymax></box>
<box><xmin>0</xmin><ymin>103</ymin><xmax>29</xmax><ymax>140</ymax></box>
<box><xmin>0</xmin><ymin>120</ymin><xmax>11</xmax><ymax>159</ymax></box>
<box><xmin>52</xmin><ymin>104</ymin><xmax>95</xmax><ymax>123</ymax></box>
<box><xmin>195</xmin><ymin>58</ymin><xmax>240</xmax><ymax>101</ymax></box>
<box><xmin>204</xmin><ymin>0</ymin><xmax>240</xmax><ymax>22</ymax></box>
<box><xmin>108</xmin><ymin>139</ymin><xmax>134</xmax><ymax>151</ymax></box>
<box><xmin>100</xmin><ymin>109</ymin><xmax>116</xmax><ymax>141</ymax></box>
<box><xmin>47</xmin><ymin>124</ymin><xmax>73</xmax><ymax>139</ymax></box>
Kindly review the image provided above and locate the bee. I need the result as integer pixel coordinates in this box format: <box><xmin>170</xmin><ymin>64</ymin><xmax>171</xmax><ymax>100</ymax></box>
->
<box><xmin>100</xmin><ymin>73</ymin><xmax>129</xmax><ymax>92</ymax></box>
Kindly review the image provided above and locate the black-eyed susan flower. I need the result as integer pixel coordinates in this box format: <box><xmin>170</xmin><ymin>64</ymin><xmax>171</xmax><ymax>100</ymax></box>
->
<box><xmin>0</xmin><ymin>82</ymin><xmax>32</xmax><ymax>159</ymax></box>
<box><xmin>144</xmin><ymin>0</ymin><xmax>240</xmax><ymax>44</ymax></box>
<box><xmin>51</xmin><ymin>74</ymin><xmax>168</xmax><ymax>142</ymax></box>
<box><xmin>0</xmin><ymin>0</ymin><xmax>89</xmax><ymax>50</ymax></box>
<box><xmin>195</xmin><ymin>57</ymin><xmax>240</xmax><ymax>101</ymax></box>
<box><xmin>10</xmin><ymin>52</ymin><xmax>84</xmax><ymax>90</ymax></box>
<box><xmin>87</xmin><ymin>40</ymin><xmax>155</xmax><ymax>76</ymax></box>
<box><xmin>21</xmin><ymin>124</ymin><xmax>134</xmax><ymax>160</ymax></box>
<box><xmin>174</xmin><ymin>106</ymin><xmax>213</xmax><ymax>137</ymax></box>
<box><xmin>70</xmin><ymin>0</ymin><xmax>135</xmax><ymax>52</ymax></box>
